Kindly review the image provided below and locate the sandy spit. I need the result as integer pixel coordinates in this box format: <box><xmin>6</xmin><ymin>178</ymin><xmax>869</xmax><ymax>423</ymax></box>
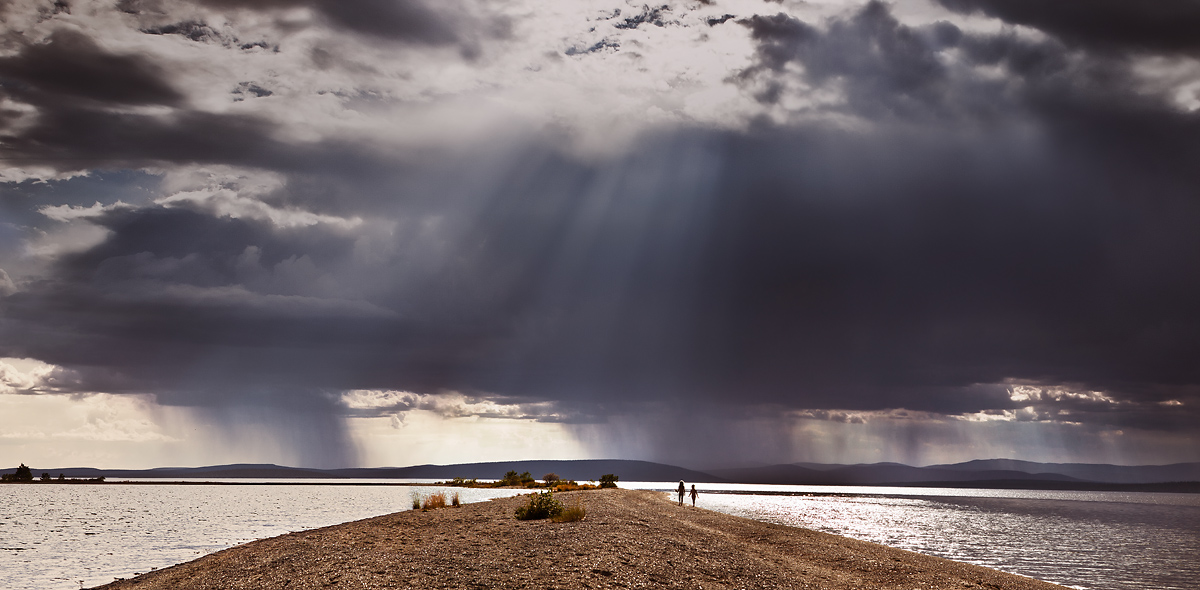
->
<box><xmin>96</xmin><ymin>488</ymin><xmax>1067</xmax><ymax>590</ymax></box>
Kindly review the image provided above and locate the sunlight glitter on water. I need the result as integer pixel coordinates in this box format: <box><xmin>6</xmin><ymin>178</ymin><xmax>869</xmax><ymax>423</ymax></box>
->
<box><xmin>625</xmin><ymin>482</ymin><xmax>1200</xmax><ymax>590</ymax></box>
<box><xmin>3</xmin><ymin>483</ymin><xmax>1197</xmax><ymax>590</ymax></box>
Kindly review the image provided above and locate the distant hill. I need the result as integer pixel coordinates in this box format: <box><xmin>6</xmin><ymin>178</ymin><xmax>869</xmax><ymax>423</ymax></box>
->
<box><xmin>925</xmin><ymin>459</ymin><xmax>1200</xmax><ymax>484</ymax></box>
<box><xmin>706</xmin><ymin>463</ymin><xmax>1083</xmax><ymax>486</ymax></box>
<box><xmin>2</xmin><ymin>460</ymin><xmax>721</xmax><ymax>483</ymax></box>
<box><xmin>707</xmin><ymin>459</ymin><xmax>1200</xmax><ymax>487</ymax></box>
<box><xmin>325</xmin><ymin>460</ymin><xmax>723</xmax><ymax>482</ymax></box>
<box><xmin>5</xmin><ymin>458</ymin><xmax>1198</xmax><ymax>491</ymax></box>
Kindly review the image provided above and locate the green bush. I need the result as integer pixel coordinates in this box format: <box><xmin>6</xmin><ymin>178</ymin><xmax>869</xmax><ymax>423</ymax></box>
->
<box><xmin>599</xmin><ymin>474</ymin><xmax>619</xmax><ymax>489</ymax></box>
<box><xmin>514</xmin><ymin>491</ymin><xmax>563</xmax><ymax>520</ymax></box>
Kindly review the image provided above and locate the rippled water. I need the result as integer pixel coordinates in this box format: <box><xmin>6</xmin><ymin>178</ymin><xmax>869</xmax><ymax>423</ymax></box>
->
<box><xmin>0</xmin><ymin>483</ymin><xmax>524</xmax><ymax>590</ymax></box>
<box><xmin>3</xmin><ymin>482</ymin><xmax>1197</xmax><ymax>590</ymax></box>
<box><xmin>626</xmin><ymin>483</ymin><xmax>1200</xmax><ymax>590</ymax></box>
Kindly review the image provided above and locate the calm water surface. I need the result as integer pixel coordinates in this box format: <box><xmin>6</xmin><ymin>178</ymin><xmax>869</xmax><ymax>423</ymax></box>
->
<box><xmin>0</xmin><ymin>482</ymin><xmax>524</xmax><ymax>590</ymax></box>
<box><xmin>3</xmin><ymin>481</ymin><xmax>1198</xmax><ymax>590</ymax></box>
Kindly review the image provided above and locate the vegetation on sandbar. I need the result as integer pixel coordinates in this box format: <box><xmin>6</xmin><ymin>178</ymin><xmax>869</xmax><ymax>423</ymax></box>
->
<box><xmin>439</xmin><ymin>471</ymin><xmax>616</xmax><ymax>492</ymax></box>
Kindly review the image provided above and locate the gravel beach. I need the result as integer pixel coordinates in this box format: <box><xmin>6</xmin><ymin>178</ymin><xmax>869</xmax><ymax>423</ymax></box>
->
<box><xmin>96</xmin><ymin>488</ymin><xmax>1068</xmax><ymax>590</ymax></box>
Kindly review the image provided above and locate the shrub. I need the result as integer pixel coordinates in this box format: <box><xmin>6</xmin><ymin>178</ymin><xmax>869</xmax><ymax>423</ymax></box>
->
<box><xmin>552</xmin><ymin>481</ymin><xmax>598</xmax><ymax>491</ymax></box>
<box><xmin>13</xmin><ymin>464</ymin><xmax>33</xmax><ymax>482</ymax></box>
<box><xmin>514</xmin><ymin>491</ymin><xmax>563</xmax><ymax>520</ymax></box>
<box><xmin>422</xmin><ymin>492</ymin><xmax>447</xmax><ymax>510</ymax></box>
<box><xmin>552</xmin><ymin>499</ymin><xmax>586</xmax><ymax>523</ymax></box>
<box><xmin>599</xmin><ymin>474</ymin><xmax>619</xmax><ymax>489</ymax></box>
<box><xmin>411</xmin><ymin>494</ymin><xmax>422</xmax><ymax>510</ymax></box>
<box><xmin>543</xmin><ymin>473</ymin><xmax>560</xmax><ymax>484</ymax></box>
<box><xmin>451</xmin><ymin>492</ymin><xmax>461</xmax><ymax>507</ymax></box>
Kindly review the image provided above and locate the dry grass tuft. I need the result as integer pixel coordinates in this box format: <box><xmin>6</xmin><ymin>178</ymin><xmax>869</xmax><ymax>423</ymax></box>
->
<box><xmin>451</xmin><ymin>492</ymin><xmax>461</xmax><ymax>507</ymax></box>
<box><xmin>550</xmin><ymin>482</ymin><xmax>599</xmax><ymax>492</ymax></box>
<box><xmin>423</xmin><ymin>492</ymin><xmax>448</xmax><ymax>510</ymax></box>
<box><xmin>551</xmin><ymin>499</ymin><xmax>586</xmax><ymax>522</ymax></box>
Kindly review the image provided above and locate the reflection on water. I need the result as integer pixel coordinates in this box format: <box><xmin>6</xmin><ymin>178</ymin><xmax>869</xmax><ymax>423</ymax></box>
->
<box><xmin>2</xmin><ymin>482</ymin><xmax>1197</xmax><ymax>590</ymax></box>
<box><xmin>626</xmin><ymin>483</ymin><xmax>1200</xmax><ymax>590</ymax></box>
<box><xmin>0</xmin><ymin>483</ymin><xmax>523</xmax><ymax>590</ymax></box>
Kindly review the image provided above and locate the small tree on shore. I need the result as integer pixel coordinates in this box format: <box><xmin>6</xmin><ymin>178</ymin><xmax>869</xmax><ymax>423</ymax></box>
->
<box><xmin>8</xmin><ymin>464</ymin><xmax>34</xmax><ymax>482</ymax></box>
<box><xmin>599</xmin><ymin>474</ymin><xmax>618</xmax><ymax>488</ymax></box>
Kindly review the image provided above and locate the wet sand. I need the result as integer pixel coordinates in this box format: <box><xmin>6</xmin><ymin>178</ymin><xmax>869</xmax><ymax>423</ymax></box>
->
<box><xmin>97</xmin><ymin>488</ymin><xmax>1068</xmax><ymax>589</ymax></box>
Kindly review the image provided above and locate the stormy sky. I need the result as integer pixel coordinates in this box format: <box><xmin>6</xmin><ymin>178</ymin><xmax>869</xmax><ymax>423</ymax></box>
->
<box><xmin>1</xmin><ymin>0</ymin><xmax>1198</xmax><ymax>469</ymax></box>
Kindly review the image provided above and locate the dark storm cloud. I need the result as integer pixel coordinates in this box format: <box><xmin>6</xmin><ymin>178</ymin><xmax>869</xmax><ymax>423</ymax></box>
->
<box><xmin>4</xmin><ymin>125</ymin><xmax>1199</xmax><ymax>430</ymax></box>
<box><xmin>0</xmin><ymin>92</ymin><xmax>415</xmax><ymax>182</ymax></box>
<box><xmin>1</xmin><ymin>0</ymin><xmax>1198</xmax><ymax>456</ymax></box>
<box><xmin>937</xmin><ymin>0</ymin><xmax>1200</xmax><ymax>55</ymax></box>
<box><xmin>0</xmin><ymin>28</ymin><xmax>183</xmax><ymax>107</ymax></box>
<box><xmin>186</xmin><ymin>0</ymin><xmax>464</xmax><ymax>45</ymax></box>
<box><xmin>739</xmin><ymin>2</ymin><xmax>1086</xmax><ymax>123</ymax></box>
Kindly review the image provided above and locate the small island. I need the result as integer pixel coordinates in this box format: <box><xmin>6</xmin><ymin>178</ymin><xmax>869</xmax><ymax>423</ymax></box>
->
<box><xmin>95</xmin><ymin>488</ymin><xmax>1067</xmax><ymax>590</ymax></box>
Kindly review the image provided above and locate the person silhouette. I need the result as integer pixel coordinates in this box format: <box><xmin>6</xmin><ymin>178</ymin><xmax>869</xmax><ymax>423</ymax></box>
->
<box><xmin>690</xmin><ymin>484</ymin><xmax>697</xmax><ymax>507</ymax></box>
<box><xmin>677</xmin><ymin>480</ymin><xmax>685</xmax><ymax>506</ymax></box>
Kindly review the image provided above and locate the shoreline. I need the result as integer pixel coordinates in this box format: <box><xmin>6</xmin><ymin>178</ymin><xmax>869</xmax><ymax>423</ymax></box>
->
<box><xmin>95</xmin><ymin>488</ymin><xmax>1069</xmax><ymax>590</ymax></box>
<box><xmin>4</xmin><ymin>479</ymin><xmax>1196</xmax><ymax>493</ymax></box>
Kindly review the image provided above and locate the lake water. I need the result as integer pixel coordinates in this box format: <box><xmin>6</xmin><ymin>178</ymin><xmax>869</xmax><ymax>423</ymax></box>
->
<box><xmin>626</xmin><ymin>482</ymin><xmax>1200</xmax><ymax>590</ymax></box>
<box><xmin>2</xmin><ymin>481</ymin><xmax>1197</xmax><ymax>590</ymax></box>
<box><xmin>0</xmin><ymin>482</ymin><xmax>525</xmax><ymax>590</ymax></box>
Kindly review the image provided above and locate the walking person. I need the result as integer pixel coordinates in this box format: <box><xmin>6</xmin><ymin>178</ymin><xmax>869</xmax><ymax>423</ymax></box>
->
<box><xmin>677</xmin><ymin>480</ymin><xmax>685</xmax><ymax>506</ymax></box>
<box><xmin>690</xmin><ymin>484</ymin><xmax>697</xmax><ymax>507</ymax></box>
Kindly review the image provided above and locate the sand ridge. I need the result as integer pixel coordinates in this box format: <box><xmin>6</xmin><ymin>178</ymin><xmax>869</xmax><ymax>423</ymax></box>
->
<box><xmin>97</xmin><ymin>488</ymin><xmax>1069</xmax><ymax>589</ymax></box>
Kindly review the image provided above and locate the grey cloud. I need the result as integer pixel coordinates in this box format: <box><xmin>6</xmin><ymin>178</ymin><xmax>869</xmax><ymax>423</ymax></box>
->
<box><xmin>4</xmin><ymin>124</ymin><xmax>1199</xmax><ymax>431</ymax></box>
<box><xmin>142</xmin><ymin>20</ymin><xmax>234</xmax><ymax>46</ymax></box>
<box><xmin>614</xmin><ymin>5</ymin><xmax>673</xmax><ymax>30</ymax></box>
<box><xmin>937</xmin><ymin>0</ymin><xmax>1200</xmax><ymax>55</ymax></box>
<box><xmin>1</xmin><ymin>1</ymin><xmax>1198</xmax><ymax>466</ymax></box>
<box><xmin>0</xmin><ymin>268</ymin><xmax>15</xmax><ymax>296</ymax></box>
<box><xmin>0</xmin><ymin>96</ymin><xmax>414</xmax><ymax>181</ymax></box>
<box><xmin>0</xmin><ymin>28</ymin><xmax>183</xmax><ymax>107</ymax></box>
<box><xmin>187</xmin><ymin>0</ymin><xmax>467</xmax><ymax>45</ymax></box>
<box><xmin>739</xmin><ymin>3</ymin><xmax>1013</xmax><ymax>121</ymax></box>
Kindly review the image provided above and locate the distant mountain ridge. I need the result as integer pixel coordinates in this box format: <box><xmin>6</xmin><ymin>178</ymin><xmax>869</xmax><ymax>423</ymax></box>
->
<box><xmin>705</xmin><ymin>460</ymin><xmax>1200</xmax><ymax>486</ymax></box>
<box><xmin>5</xmin><ymin>459</ymin><xmax>1199</xmax><ymax>491</ymax></box>
<box><xmin>925</xmin><ymin>459</ymin><xmax>1200</xmax><ymax>484</ymax></box>
<box><xmin>2</xmin><ymin>460</ymin><xmax>715</xmax><ymax>484</ymax></box>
